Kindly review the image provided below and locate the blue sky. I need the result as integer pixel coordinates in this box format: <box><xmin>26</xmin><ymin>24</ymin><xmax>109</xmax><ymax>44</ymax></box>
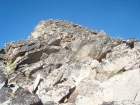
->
<box><xmin>0</xmin><ymin>0</ymin><xmax>140</xmax><ymax>48</ymax></box>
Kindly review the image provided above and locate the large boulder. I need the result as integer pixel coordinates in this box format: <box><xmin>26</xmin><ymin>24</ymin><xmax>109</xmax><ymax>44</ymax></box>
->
<box><xmin>96</xmin><ymin>43</ymin><xmax>140</xmax><ymax>81</ymax></box>
<box><xmin>101</xmin><ymin>69</ymin><xmax>140</xmax><ymax>102</ymax></box>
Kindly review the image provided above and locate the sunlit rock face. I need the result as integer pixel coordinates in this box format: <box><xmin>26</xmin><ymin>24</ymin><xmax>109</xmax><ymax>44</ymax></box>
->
<box><xmin>0</xmin><ymin>19</ymin><xmax>140</xmax><ymax>105</ymax></box>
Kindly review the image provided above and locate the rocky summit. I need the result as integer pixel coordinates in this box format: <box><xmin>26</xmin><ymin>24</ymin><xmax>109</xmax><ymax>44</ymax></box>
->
<box><xmin>0</xmin><ymin>19</ymin><xmax>140</xmax><ymax>105</ymax></box>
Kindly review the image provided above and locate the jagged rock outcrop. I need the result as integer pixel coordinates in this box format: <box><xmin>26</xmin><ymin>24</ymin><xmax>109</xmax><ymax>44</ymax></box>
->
<box><xmin>0</xmin><ymin>19</ymin><xmax>140</xmax><ymax>105</ymax></box>
<box><xmin>95</xmin><ymin>43</ymin><xmax>140</xmax><ymax>81</ymax></box>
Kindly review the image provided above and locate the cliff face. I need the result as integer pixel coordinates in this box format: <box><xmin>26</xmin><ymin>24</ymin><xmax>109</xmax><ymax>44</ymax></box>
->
<box><xmin>0</xmin><ymin>20</ymin><xmax>140</xmax><ymax>105</ymax></box>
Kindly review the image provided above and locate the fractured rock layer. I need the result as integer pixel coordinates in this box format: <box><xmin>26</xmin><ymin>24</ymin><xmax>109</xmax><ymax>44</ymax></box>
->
<box><xmin>0</xmin><ymin>20</ymin><xmax>140</xmax><ymax>105</ymax></box>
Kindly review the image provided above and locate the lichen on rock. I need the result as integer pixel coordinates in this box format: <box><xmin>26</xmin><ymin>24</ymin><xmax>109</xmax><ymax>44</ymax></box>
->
<box><xmin>0</xmin><ymin>20</ymin><xmax>140</xmax><ymax>105</ymax></box>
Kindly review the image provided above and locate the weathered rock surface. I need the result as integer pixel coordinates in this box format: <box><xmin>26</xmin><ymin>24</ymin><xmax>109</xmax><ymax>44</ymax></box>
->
<box><xmin>101</xmin><ymin>69</ymin><xmax>140</xmax><ymax>102</ymax></box>
<box><xmin>102</xmin><ymin>101</ymin><xmax>140</xmax><ymax>105</ymax></box>
<box><xmin>0</xmin><ymin>87</ymin><xmax>12</xmax><ymax>104</ymax></box>
<box><xmin>0</xmin><ymin>73</ymin><xmax>7</xmax><ymax>89</ymax></box>
<box><xmin>0</xmin><ymin>20</ymin><xmax>140</xmax><ymax>105</ymax></box>
<box><xmin>96</xmin><ymin>43</ymin><xmax>140</xmax><ymax>81</ymax></box>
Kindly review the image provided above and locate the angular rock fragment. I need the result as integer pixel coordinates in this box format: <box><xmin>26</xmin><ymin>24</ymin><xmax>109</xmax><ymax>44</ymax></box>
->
<box><xmin>33</xmin><ymin>73</ymin><xmax>41</xmax><ymax>91</ymax></box>
<box><xmin>10</xmin><ymin>94</ymin><xmax>41</xmax><ymax>105</ymax></box>
<box><xmin>0</xmin><ymin>54</ymin><xmax>4</xmax><ymax>60</ymax></box>
<box><xmin>0</xmin><ymin>48</ymin><xmax>5</xmax><ymax>60</ymax></box>
<box><xmin>134</xmin><ymin>41</ymin><xmax>140</xmax><ymax>50</ymax></box>
<box><xmin>73</xmin><ymin>78</ymin><xmax>103</xmax><ymax>105</ymax></box>
<box><xmin>0</xmin><ymin>73</ymin><xmax>7</xmax><ymax>89</ymax></box>
<box><xmin>13</xmin><ymin>86</ymin><xmax>31</xmax><ymax>98</ymax></box>
<box><xmin>124</xmin><ymin>38</ymin><xmax>138</xmax><ymax>48</ymax></box>
<box><xmin>53</xmin><ymin>86</ymin><xmax>70</xmax><ymax>103</ymax></box>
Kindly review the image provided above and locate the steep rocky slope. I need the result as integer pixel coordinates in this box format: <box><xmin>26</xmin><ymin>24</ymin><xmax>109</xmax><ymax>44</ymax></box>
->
<box><xmin>0</xmin><ymin>20</ymin><xmax>140</xmax><ymax>105</ymax></box>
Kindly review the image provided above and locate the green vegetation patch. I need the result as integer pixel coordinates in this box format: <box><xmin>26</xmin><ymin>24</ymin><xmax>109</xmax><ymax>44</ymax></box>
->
<box><xmin>109</xmin><ymin>71</ymin><xmax>124</xmax><ymax>78</ymax></box>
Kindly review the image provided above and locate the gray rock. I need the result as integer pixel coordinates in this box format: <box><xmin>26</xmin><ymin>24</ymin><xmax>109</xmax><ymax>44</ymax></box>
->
<box><xmin>0</xmin><ymin>48</ymin><xmax>5</xmax><ymax>60</ymax></box>
<box><xmin>0</xmin><ymin>87</ymin><xmax>12</xmax><ymax>104</ymax></box>
<box><xmin>101</xmin><ymin>69</ymin><xmax>140</xmax><ymax>102</ymax></box>
<box><xmin>113</xmin><ymin>100</ymin><xmax>140</xmax><ymax>105</ymax></box>
<box><xmin>44</xmin><ymin>101</ymin><xmax>58</xmax><ymax>105</ymax></box>
<box><xmin>102</xmin><ymin>101</ymin><xmax>115</xmax><ymax>105</ymax></box>
<box><xmin>125</xmin><ymin>38</ymin><xmax>138</xmax><ymax>48</ymax></box>
<box><xmin>28</xmin><ymin>20</ymin><xmax>98</xmax><ymax>43</ymax></box>
<box><xmin>28</xmin><ymin>20</ymin><xmax>123</xmax><ymax>63</ymax></box>
<box><xmin>0</xmin><ymin>62</ymin><xmax>7</xmax><ymax>74</ymax></box>
<box><xmin>10</xmin><ymin>94</ymin><xmax>41</xmax><ymax>105</ymax></box>
<box><xmin>0</xmin><ymin>54</ymin><xmax>4</xmax><ymax>60</ymax></box>
<box><xmin>1</xmin><ymin>20</ymin><xmax>140</xmax><ymax>105</ymax></box>
<box><xmin>4</xmin><ymin>40</ymin><xmax>61</xmax><ymax>75</ymax></box>
<box><xmin>74</xmin><ymin>78</ymin><xmax>103</xmax><ymax>105</ymax></box>
<box><xmin>13</xmin><ymin>86</ymin><xmax>31</xmax><ymax>98</ymax></box>
<box><xmin>53</xmin><ymin>86</ymin><xmax>70</xmax><ymax>103</ymax></box>
<box><xmin>134</xmin><ymin>41</ymin><xmax>140</xmax><ymax>50</ymax></box>
<box><xmin>0</xmin><ymin>73</ymin><xmax>7</xmax><ymax>89</ymax></box>
<box><xmin>96</xmin><ymin>43</ymin><xmax>140</xmax><ymax>81</ymax></box>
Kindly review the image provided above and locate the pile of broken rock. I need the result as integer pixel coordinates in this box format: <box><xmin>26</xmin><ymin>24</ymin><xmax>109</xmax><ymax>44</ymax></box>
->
<box><xmin>0</xmin><ymin>20</ymin><xmax>140</xmax><ymax>105</ymax></box>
